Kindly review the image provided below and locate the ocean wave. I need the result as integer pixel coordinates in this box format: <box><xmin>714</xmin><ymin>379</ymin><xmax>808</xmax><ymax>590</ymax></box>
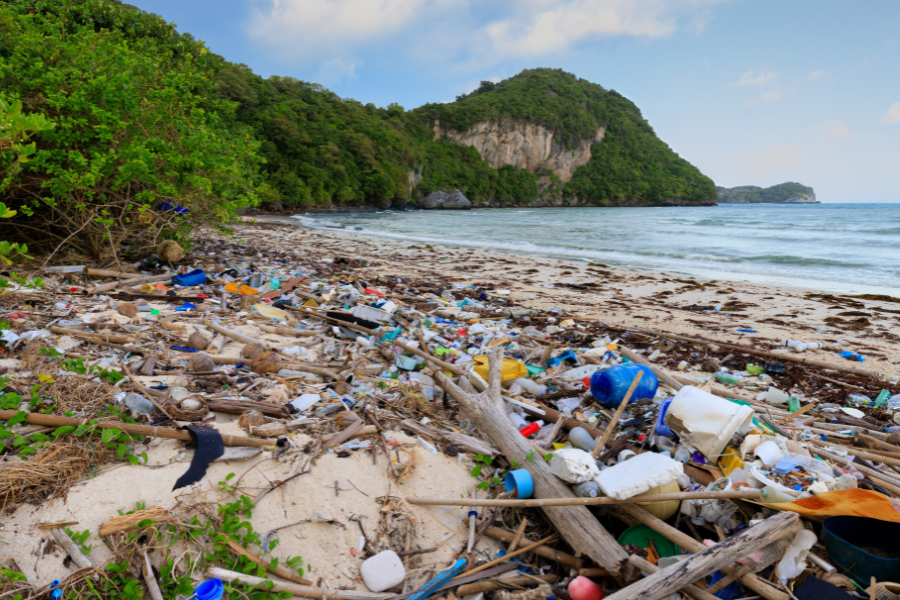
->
<box><xmin>747</xmin><ymin>254</ymin><xmax>868</xmax><ymax>268</ymax></box>
<box><xmin>685</xmin><ymin>254</ymin><xmax>734</xmax><ymax>262</ymax></box>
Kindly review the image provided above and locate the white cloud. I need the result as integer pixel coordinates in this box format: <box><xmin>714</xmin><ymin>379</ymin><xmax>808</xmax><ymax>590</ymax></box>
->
<box><xmin>742</xmin><ymin>143</ymin><xmax>798</xmax><ymax>175</ymax></box>
<box><xmin>879</xmin><ymin>102</ymin><xmax>900</xmax><ymax>124</ymax></box>
<box><xmin>248</xmin><ymin>0</ymin><xmax>427</xmax><ymax>59</ymax></box>
<box><xmin>483</xmin><ymin>0</ymin><xmax>728</xmax><ymax>58</ymax></box>
<box><xmin>745</xmin><ymin>89</ymin><xmax>782</xmax><ymax>106</ymax></box>
<box><xmin>314</xmin><ymin>57</ymin><xmax>361</xmax><ymax>87</ymax></box>
<box><xmin>731</xmin><ymin>68</ymin><xmax>779</xmax><ymax>87</ymax></box>
<box><xmin>806</xmin><ymin>69</ymin><xmax>831</xmax><ymax>82</ymax></box>
<box><xmin>822</xmin><ymin>119</ymin><xmax>854</xmax><ymax>140</ymax></box>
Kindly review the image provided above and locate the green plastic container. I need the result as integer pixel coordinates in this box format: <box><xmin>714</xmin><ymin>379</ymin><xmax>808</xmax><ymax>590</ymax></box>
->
<box><xmin>617</xmin><ymin>524</ymin><xmax>678</xmax><ymax>557</ymax></box>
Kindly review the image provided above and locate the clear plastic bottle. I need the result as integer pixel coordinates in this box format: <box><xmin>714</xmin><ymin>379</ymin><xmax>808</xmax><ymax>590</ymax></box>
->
<box><xmin>569</xmin><ymin>427</ymin><xmax>596</xmax><ymax>452</ymax></box>
<box><xmin>572</xmin><ymin>481</ymin><xmax>600</xmax><ymax>498</ymax></box>
<box><xmin>759</xmin><ymin>486</ymin><xmax>795</xmax><ymax>503</ymax></box>
<box><xmin>741</xmin><ymin>537</ymin><xmax>791</xmax><ymax>572</ymax></box>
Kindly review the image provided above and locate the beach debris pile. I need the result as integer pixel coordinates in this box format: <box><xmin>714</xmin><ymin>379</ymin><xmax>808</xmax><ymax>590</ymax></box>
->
<box><xmin>0</xmin><ymin>230</ymin><xmax>898</xmax><ymax>600</ymax></box>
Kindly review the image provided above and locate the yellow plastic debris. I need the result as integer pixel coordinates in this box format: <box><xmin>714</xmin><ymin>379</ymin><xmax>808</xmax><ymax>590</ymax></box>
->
<box><xmin>473</xmin><ymin>356</ymin><xmax>528</xmax><ymax>382</ymax></box>
<box><xmin>225</xmin><ymin>282</ymin><xmax>260</xmax><ymax>295</ymax></box>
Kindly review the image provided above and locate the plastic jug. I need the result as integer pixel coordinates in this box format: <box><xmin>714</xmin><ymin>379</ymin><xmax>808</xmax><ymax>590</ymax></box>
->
<box><xmin>590</xmin><ymin>364</ymin><xmax>658</xmax><ymax>408</ymax></box>
<box><xmin>473</xmin><ymin>356</ymin><xmax>528</xmax><ymax>382</ymax></box>
<box><xmin>569</xmin><ymin>427</ymin><xmax>596</xmax><ymax>452</ymax></box>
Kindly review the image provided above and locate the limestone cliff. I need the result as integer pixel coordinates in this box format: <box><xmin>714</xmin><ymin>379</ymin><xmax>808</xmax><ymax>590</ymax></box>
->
<box><xmin>717</xmin><ymin>182</ymin><xmax>818</xmax><ymax>204</ymax></box>
<box><xmin>433</xmin><ymin>119</ymin><xmax>606</xmax><ymax>183</ymax></box>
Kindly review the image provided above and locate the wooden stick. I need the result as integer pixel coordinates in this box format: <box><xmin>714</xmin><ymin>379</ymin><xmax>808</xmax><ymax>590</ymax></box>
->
<box><xmin>592</xmin><ymin>370</ymin><xmax>643</xmax><ymax>457</ymax></box>
<box><xmin>91</xmin><ymin>273</ymin><xmax>172</xmax><ymax>295</ymax></box>
<box><xmin>50</xmin><ymin>326</ymin><xmax>132</xmax><ymax>345</ymax></box>
<box><xmin>481</xmin><ymin>526</ymin><xmax>582</xmax><ymax>569</ymax></box>
<box><xmin>508</xmin><ymin>518</ymin><xmax>528</xmax><ymax>553</ymax></box>
<box><xmin>809</xmin><ymin>438</ymin><xmax>900</xmax><ymax>468</ymax></box>
<box><xmin>225</xmin><ymin>538</ymin><xmax>313</xmax><ymax>586</ymax></box>
<box><xmin>459</xmin><ymin>534</ymin><xmax>557</xmax><ymax>577</ymax></box>
<box><xmin>86</xmin><ymin>269</ymin><xmax>141</xmax><ymax>279</ymax></box>
<box><xmin>204</xmin><ymin>320</ymin><xmax>267</xmax><ymax>347</ymax></box>
<box><xmin>321</xmin><ymin>419</ymin><xmax>365</xmax><ymax>451</ymax></box>
<box><xmin>617</xmin><ymin>504</ymin><xmax>789</xmax><ymax>600</ymax></box>
<box><xmin>628</xmin><ymin>555</ymin><xmax>719</xmax><ymax>600</ymax></box>
<box><xmin>455</xmin><ymin>574</ymin><xmax>556</xmax><ymax>597</ymax></box>
<box><xmin>208</xmin><ymin>567</ymin><xmax>393</xmax><ymax>600</ymax></box>
<box><xmin>776</xmin><ymin>402</ymin><xmax>816</xmax><ymax>423</ymax></box>
<box><xmin>142</xmin><ymin>549</ymin><xmax>164</xmax><ymax>600</ymax></box>
<box><xmin>407</xmin><ymin>489</ymin><xmax>763</xmax><ymax>508</ymax></box>
<box><xmin>602</xmin><ymin>512</ymin><xmax>798</xmax><ymax>600</ymax></box>
<box><xmin>0</xmin><ymin>410</ymin><xmax>273</xmax><ymax>448</ymax></box>
<box><xmin>258</xmin><ymin>324</ymin><xmax>320</xmax><ymax>337</ymax></box>
<box><xmin>49</xmin><ymin>527</ymin><xmax>93</xmax><ymax>570</ymax></box>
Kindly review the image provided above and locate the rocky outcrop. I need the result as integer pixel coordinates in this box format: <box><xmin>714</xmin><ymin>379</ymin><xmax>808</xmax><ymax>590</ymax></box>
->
<box><xmin>422</xmin><ymin>189</ymin><xmax>472</xmax><ymax>210</ymax></box>
<box><xmin>433</xmin><ymin>119</ymin><xmax>605</xmax><ymax>183</ymax></box>
<box><xmin>717</xmin><ymin>183</ymin><xmax>818</xmax><ymax>204</ymax></box>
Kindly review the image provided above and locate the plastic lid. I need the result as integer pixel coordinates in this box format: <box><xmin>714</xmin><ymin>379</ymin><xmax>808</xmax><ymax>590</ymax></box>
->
<box><xmin>774</xmin><ymin>458</ymin><xmax>805</xmax><ymax>474</ymax></box>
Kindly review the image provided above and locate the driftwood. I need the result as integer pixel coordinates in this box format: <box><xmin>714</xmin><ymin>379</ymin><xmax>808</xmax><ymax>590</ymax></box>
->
<box><xmin>627</xmin><ymin>555</ymin><xmax>718</xmax><ymax>600</ymax></box>
<box><xmin>142</xmin><ymin>549</ymin><xmax>164</xmax><ymax>600</ymax></box>
<box><xmin>400</xmin><ymin>419</ymin><xmax>499</xmax><ymax>457</ymax></box>
<box><xmin>455</xmin><ymin>574</ymin><xmax>557</xmax><ymax>596</ymax></box>
<box><xmin>50</xmin><ymin>527</ymin><xmax>94</xmax><ymax>569</ymax></box>
<box><xmin>617</xmin><ymin>504</ymin><xmax>789</xmax><ymax>600</ymax></box>
<box><xmin>90</xmin><ymin>273</ymin><xmax>172</xmax><ymax>295</ymax></box>
<box><xmin>50</xmin><ymin>326</ymin><xmax>132</xmax><ymax>345</ymax></box>
<box><xmin>208</xmin><ymin>567</ymin><xmax>392</xmax><ymax>600</ymax></box>
<box><xmin>206</xmin><ymin>398</ymin><xmax>289</xmax><ymax>418</ymax></box>
<box><xmin>99</xmin><ymin>506</ymin><xmax>171</xmax><ymax>536</ymax></box>
<box><xmin>481</xmin><ymin>526</ymin><xmax>582</xmax><ymax>569</ymax></box>
<box><xmin>406</xmin><ymin>489</ymin><xmax>764</xmax><ymax>508</ymax></box>
<box><xmin>251</xmin><ymin>419</ymin><xmax>314</xmax><ymax>437</ymax></box>
<box><xmin>0</xmin><ymin>410</ymin><xmax>274</xmax><ymax>448</ymax></box>
<box><xmin>602</xmin><ymin>511</ymin><xmax>797</xmax><ymax>600</ymax></box>
<box><xmin>435</xmin><ymin>347</ymin><xmax>631</xmax><ymax>579</ymax></box>
<box><xmin>225</xmin><ymin>538</ymin><xmax>313</xmax><ymax>586</ymax></box>
<box><xmin>618</xmin><ymin>347</ymin><xmax>683</xmax><ymax>391</ymax></box>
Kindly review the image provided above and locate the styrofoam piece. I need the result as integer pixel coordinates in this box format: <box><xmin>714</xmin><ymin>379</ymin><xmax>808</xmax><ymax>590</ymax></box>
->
<box><xmin>594</xmin><ymin>452</ymin><xmax>684</xmax><ymax>500</ymax></box>
<box><xmin>360</xmin><ymin>550</ymin><xmax>406</xmax><ymax>592</ymax></box>
<box><xmin>549</xmin><ymin>448</ymin><xmax>600</xmax><ymax>483</ymax></box>
<box><xmin>561</xmin><ymin>364</ymin><xmax>605</xmax><ymax>380</ymax></box>
<box><xmin>664</xmin><ymin>386</ymin><xmax>755</xmax><ymax>460</ymax></box>
<box><xmin>754</xmin><ymin>441</ymin><xmax>784</xmax><ymax>467</ymax></box>
<box><xmin>351</xmin><ymin>305</ymin><xmax>392</xmax><ymax>323</ymax></box>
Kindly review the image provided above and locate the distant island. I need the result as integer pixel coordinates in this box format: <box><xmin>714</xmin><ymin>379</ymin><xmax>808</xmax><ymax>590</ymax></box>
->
<box><xmin>716</xmin><ymin>182</ymin><xmax>818</xmax><ymax>204</ymax></box>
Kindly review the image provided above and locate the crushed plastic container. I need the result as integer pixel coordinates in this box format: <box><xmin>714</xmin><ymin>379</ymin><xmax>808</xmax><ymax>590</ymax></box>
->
<box><xmin>590</xmin><ymin>364</ymin><xmax>658</xmax><ymax>408</ymax></box>
<box><xmin>664</xmin><ymin>386</ymin><xmax>754</xmax><ymax>460</ymax></box>
<box><xmin>172</xmin><ymin>269</ymin><xmax>206</xmax><ymax>287</ymax></box>
<box><xmin>473</xmin><ymin>356</ymin><xmax>527</xmax><ymax>382</ymax></box>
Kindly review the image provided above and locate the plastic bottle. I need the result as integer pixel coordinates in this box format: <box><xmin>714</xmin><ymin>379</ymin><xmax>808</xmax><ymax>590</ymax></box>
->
<box><xmin>765</xmin><ymin>387</ymin><xmax>790</xmax><ymax>404</ymax></box>
<box><xmin>741</xmin><ymin>538</ymin><xmax>791</xmax><ymax>572</ymax></box>
<box><xmin>508</xmin><ymin>377</ymin><xmax>547</xmax><ymax>396</ymax></box>
<box><xmin>569</xmin><ymin>427</ymin><xmax>596</xmax><ymax>452</ymax></box>
<box><xmin>758</xmin><ymin>486</ymin><xmax>795</xmax><ymax>503</ymax></box>
<box><xmin>507</xmin><ymin>412</ymin><xmax>528</xmax><ymax>430</ymax></box>
<box><xmin>715</xmin><ymin>372</ymin><xmax>742</xmax><ymax>385</ymax></box>
<box><xmin>776</xmin><ymin>530</ymin><xmax>817</xmax><ymax>581</ymax></box>
<box><xmin>590</xmin><ymin>364</ymin><xmax>659</xmax><ymax>408</ymax></box>
<box><xmin>674</xmin><ymin>445</ymin><xmax>692</xmax><ymax>463</ymax></box>
<box><xmin>315</xmin><ymin>403</ymin><xmax>344</xmax><ymax>418</ymax></box>
<box><xmin>781</xmin><ymin>339</ymin><xmax>807</xmax><ymax>352</ymax></box>
<box><xmin>572</xmin><ymin>481</ymin><xmax>601</xmax><ymax>498</ymax></box>
<box><xmin>787</xmin><ymin>396</ymin><xmax>800</xmax><ymax>413</ymax></box>
<box><xmin>847</xmin><ymin>393</ymin><xmax>871</xmax><ymax>404</ymax></box>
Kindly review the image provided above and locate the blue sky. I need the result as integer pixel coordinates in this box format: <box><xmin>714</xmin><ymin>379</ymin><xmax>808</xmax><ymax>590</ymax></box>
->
<box><xmin>132</xmin><ymin>0</ymin><xmax>900</xmax><ymax>202</ymax></box>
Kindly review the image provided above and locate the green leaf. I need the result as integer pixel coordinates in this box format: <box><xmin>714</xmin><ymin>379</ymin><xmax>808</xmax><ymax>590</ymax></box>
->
<box><xmin>126</xmin><ymin>454</ymin><xmax>139</xmax><ymax>465</ymax></box>
<box><xmin>102</xmin><ymin>428</ymin><xmax>121</xmax><ymax>443</ymax></box>
<box><xmin>470</xmin><ymin>464</ymin><xmax>482</xmax><ymax>478</ymax></box>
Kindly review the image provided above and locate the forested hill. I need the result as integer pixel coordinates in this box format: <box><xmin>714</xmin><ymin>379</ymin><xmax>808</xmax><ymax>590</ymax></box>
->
<box><xmin>717</xmin><ymin>182</ymin><xmax>817</xmax><ymax>204</ymax></box>
<box><xmin>1</xmin><ymin>0</ymin><xmax>716</xmax><ymax>262</ymax></box>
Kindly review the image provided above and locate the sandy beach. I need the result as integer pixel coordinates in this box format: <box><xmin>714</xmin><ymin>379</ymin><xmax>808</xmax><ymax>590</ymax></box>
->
<box><xmin>248</xmin><ymin>217</ymin><xmax>900</xmax><ymax>376</ymax></box>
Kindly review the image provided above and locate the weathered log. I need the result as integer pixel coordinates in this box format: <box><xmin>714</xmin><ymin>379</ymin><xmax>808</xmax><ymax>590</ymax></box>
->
<box><xmin>617</xmin><ymin>504</ymin><xmax>789</xmax><ymax>600</ymax></box>
<box><xmin>435</xmin><ymin>347</ymin><xmax>631</xmax><ymax>579</ymax></box>
<box><xmin>627</xmin><ymin>555</ymin><xmax>718</xmax><ymax>600</ymax></box>
<box><xmin>602</xmin><ymin>511</ymin><xmax>797</xmax><ymax>600</ymax></box>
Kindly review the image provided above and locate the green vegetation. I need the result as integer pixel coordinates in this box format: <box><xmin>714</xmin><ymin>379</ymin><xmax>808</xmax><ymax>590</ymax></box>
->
<box><xmin>0</xmin><ymin>0</ymin><xmax>716</xmax><ymax>259</ymax></box>
<box><xmin>717</xmin><ymin>182</ymin><xmax>816</xmax><ymax>204</ymax></box>
<box><xmin>418</xmin><ymin>69</ymin><xmax>717</xmax><ymax>205</ymax></box>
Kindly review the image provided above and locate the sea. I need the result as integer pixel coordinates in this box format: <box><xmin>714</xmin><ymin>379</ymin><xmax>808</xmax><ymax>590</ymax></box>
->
<box><xmin>258</xmin><ymin>203</ymin><xmax>900</xmax><ymax>296</ymax></box>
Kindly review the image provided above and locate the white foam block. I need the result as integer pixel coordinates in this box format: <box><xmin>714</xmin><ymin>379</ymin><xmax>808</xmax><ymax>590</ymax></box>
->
<box><xmin>594</xmin><ymin>452</ymin><xmax>683</xmax><ymax>500</ymax></box>
<box><xmin>360</xmin><ymin>550</ymin><xmax>406</xmax><ymax>592</ymax></box>
<box><xmin>549</xmin><ymin>448</ymin><xmax>600</xmax><ymax>483</ymax></box>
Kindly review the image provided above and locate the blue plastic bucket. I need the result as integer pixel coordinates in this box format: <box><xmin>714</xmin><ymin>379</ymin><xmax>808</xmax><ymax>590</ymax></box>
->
<box><xmin>591</xmin><ymin>364</ymin><xmax>659</xmax><ymax>408</ymax></box>
<box><xmin>195</xmin><ymin>578</ymin><xmax>225</xmax><ymax>600</ymax></box>
<box><xmin>505</xmin><ymin>469</ymin><xmax>534</xmax><ymax>499</ymax></box>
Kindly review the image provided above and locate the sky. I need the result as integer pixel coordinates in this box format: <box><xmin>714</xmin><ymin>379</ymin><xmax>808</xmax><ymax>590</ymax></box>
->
<box><xmin>131</xmin><ymin>0</ymin><xmax>900</xmax><ymax>203</ymax></box>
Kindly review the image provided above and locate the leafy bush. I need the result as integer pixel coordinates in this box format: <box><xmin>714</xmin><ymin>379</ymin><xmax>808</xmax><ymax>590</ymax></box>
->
<box><xmin>0</xmin><ymin>0</ymin><xmax>262</xmax><ymax>260</ymax></box>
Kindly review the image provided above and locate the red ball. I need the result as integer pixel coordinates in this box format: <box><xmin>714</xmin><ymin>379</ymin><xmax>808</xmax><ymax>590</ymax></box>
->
<box><xmin>568</xmin><ymin>576</ymin><xmax>603</xmax><ymax>600</ymax></box>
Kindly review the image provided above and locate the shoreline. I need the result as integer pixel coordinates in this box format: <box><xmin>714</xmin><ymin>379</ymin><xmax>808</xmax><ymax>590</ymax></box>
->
<box><xmin>239</xmin><ymin>218</ymin><xmax>900</xmax><ymax>375</ymax></box>
<box><xmin>251</xmin><ymin>212</ymin><xmax>900</xmax><ymax>299</ymax></box>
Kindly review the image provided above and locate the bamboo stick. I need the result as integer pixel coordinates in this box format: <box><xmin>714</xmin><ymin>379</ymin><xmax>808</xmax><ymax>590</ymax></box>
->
<box><xmin>592</xmin><ymin>370</ymin><xmax>643</xmax><ymax>457</ymax></box>
<box><xmin>455</xmin><ymin>574</ymin><xmax>556</xmax><ymax>596</ymax></box>
<box><xmin>225</xmin><ymin>538</ymin><xmax>313</xmax><ymax>586</ymax></box>
<box><xmin>91</xmin><ymin>273</ymin><xmax>172</xmax><ymax>295</ymax></box>
<box><xmin>208</xmin><ymin>567</ymin><xmax>393</xmax><ymax>600</ymax></box>
<box><xmin>86</xmin><ymin>269</ymin><xmax>141</xmax><ymax>279</ymax></box>
<box><xmin>459</xmin><ymin>534</ymin><xmax>557</xmax><ymax>577</ymax></box>
<box><xmin>480</xmin><ymin>527</ymin><xmax>582</xmax><ymax>570</ymax></box>
<box><xmin>407</xmin><ymin>489</ymin><xmax>762</xmax><ymax>508</ymax></box>
<box><xmin>50</xmin><ymin>528</ymin><xmax>93</xmax><ymax>570</ymax></box>
<box><xmin>0</xmin><ymin>410</ymin><xmax>273</xmax><ymax>448</ymax></box>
